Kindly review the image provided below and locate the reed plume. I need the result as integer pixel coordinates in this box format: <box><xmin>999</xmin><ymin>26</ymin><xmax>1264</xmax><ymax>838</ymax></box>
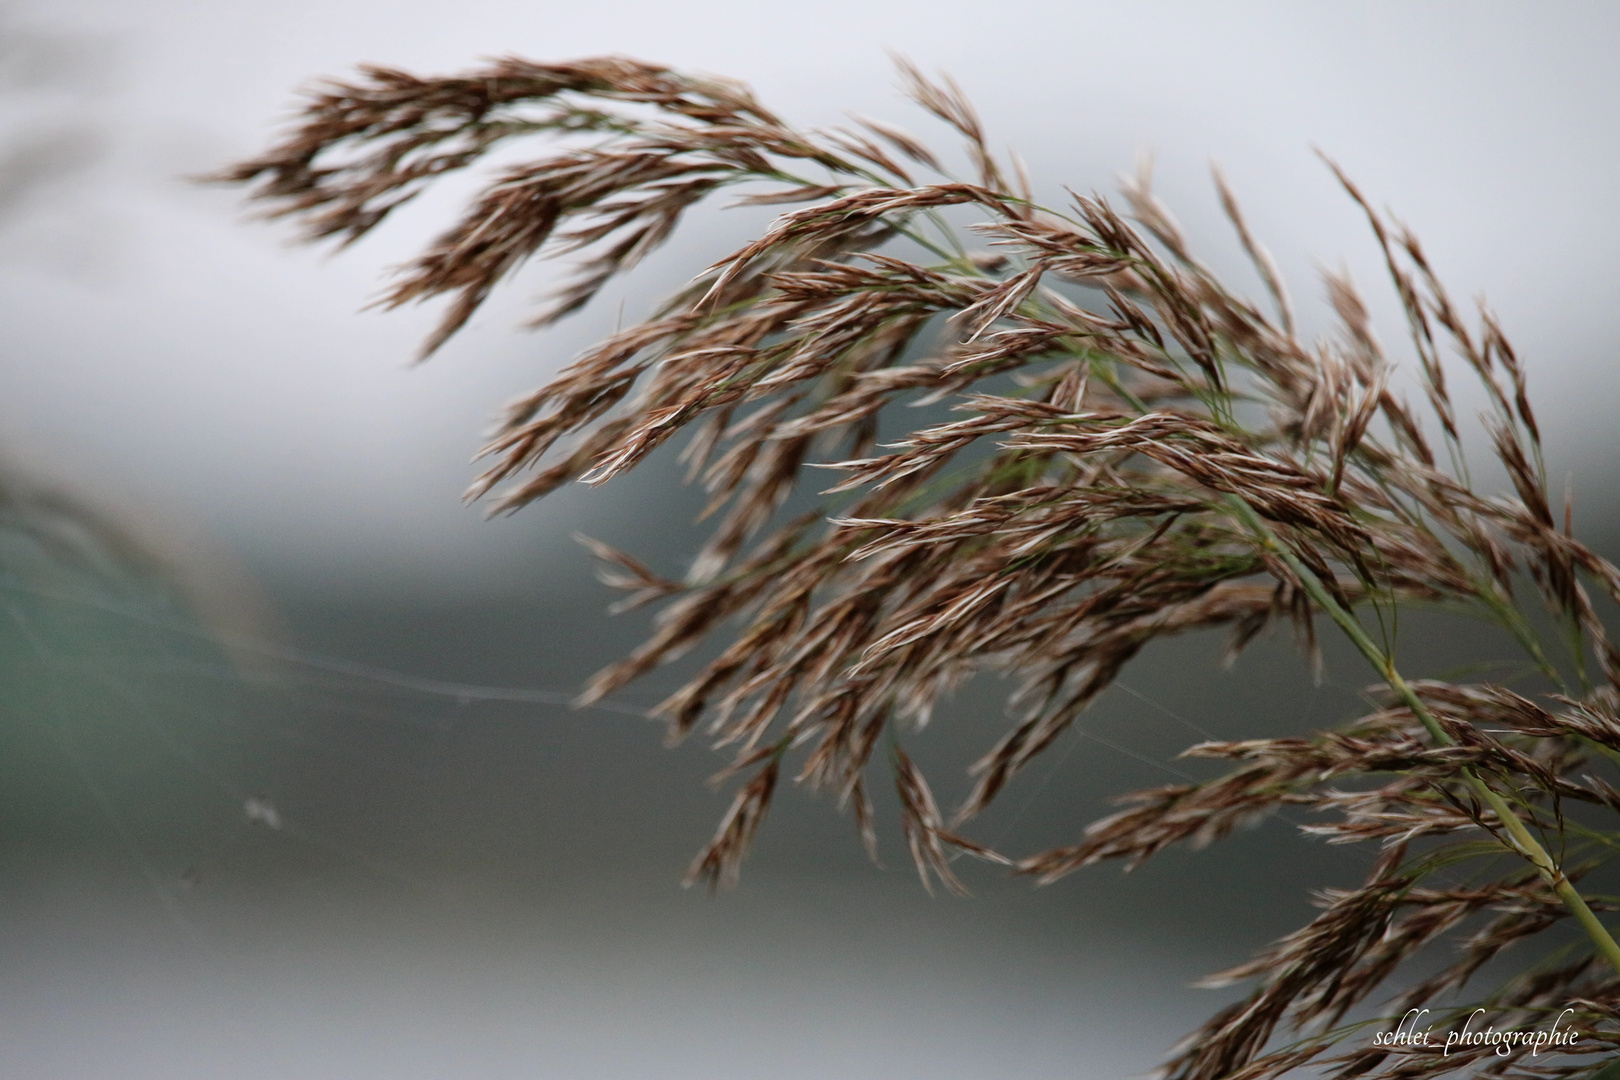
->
<box><xmin>221</xmin><ymin>55</ymin><xmax>1620</xmax><ymax>1078</ymax></box>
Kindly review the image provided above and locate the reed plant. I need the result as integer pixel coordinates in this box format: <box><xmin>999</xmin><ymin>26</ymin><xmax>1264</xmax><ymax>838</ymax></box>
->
<box><xmin>222</xmin><ymin>56</ymin><xmax>1620</xmax><ymax>1078</ymax></box>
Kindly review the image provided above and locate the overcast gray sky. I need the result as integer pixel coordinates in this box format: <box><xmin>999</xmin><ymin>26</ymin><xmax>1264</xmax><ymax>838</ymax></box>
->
<box><xmin>1</xmin><ymin>0</ymin><xmax>1617</xmax><ymax>595</ymax></box>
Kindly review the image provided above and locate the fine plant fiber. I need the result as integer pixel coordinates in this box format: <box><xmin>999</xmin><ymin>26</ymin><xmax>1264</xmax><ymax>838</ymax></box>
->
<box><xmin>221</xmin><ymin>55</ymin><xmax>1620</xmax><ymax>1079</ymax></box>
<box><xmin>0</xmin><ymin>466</ymin><xmax>164</xmax><ymax>583</ymax></box>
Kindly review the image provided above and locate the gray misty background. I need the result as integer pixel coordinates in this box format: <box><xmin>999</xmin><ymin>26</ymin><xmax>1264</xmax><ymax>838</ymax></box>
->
<box><xmin>0</xmin><ymin>2</ymin><xmax>1617</xmax><ymax>1078</ymax></box>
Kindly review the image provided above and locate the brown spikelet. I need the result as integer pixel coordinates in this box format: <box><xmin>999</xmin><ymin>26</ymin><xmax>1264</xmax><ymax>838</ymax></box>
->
<box><xmin>684</xmin><ymin>757</ymin><xmax>779</xmax><ymax>892</ymax></box>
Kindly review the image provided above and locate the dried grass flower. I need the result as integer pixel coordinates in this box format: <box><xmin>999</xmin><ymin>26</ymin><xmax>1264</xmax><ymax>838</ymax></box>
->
<box><xmin>221</xmin><ymin>55</ymin><xmax>1620</xmax><ymax>1078</ymax></box>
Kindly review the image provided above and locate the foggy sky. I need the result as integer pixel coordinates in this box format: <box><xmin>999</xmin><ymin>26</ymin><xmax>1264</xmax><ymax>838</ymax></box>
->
<box><xmin>0</xmin><ymin>0</ymin><xmax>1617</xmax><ymax>596</ymax></box>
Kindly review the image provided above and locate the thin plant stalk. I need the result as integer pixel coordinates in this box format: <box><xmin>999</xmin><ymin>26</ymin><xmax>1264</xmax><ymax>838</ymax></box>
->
<box><xmin>1227</xmin><ymin>492</ymin><xmax>1620</xmax><ymax>979</ymax></box>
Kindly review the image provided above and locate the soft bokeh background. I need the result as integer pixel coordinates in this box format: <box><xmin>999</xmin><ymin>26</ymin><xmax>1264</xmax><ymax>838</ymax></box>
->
<box><xmin>0</xmin><ymin>2</ymin><xmax>1617</xmax><ymax>1077</ymax></box>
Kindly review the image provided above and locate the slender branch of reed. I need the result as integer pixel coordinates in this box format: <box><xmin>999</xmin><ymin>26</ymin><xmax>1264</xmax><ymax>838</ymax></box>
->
<box><xmin>218</xmin><ymin>54</ymin><xmax>1620</xmax><ymax>1079</ymax></box>
<box><xmin>1227</xmin><ymin>492</ymin><xmax>1620</xmax><ymax>978</ymax></box>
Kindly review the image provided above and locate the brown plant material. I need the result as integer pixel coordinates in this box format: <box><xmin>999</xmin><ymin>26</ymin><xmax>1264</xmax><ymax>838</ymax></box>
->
<box><xmin>223</xmin><ymin>55</ymin><xmax>1620</xmax><ymax>1080</ymax></box>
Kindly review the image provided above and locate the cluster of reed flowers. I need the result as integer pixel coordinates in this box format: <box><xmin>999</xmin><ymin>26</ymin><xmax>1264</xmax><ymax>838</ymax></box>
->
<box><xmin>221</xmin><ymin>55</ymin><xmax>1620</xmax><ymax>1078</ymax></box>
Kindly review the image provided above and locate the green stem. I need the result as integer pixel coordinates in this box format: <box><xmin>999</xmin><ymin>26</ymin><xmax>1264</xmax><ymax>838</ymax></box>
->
<box><xmin>1225</xmin><ymin>494</ymin><xmax>1620</xmax><ymax>978</ymax></box>
<box><xmin>1475</xmin><ymin>579</ymin><xmax>1564</xmax><ymax>687</ymax></box>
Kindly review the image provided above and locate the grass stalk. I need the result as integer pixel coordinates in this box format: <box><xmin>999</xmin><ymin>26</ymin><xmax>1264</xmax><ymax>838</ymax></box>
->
<box><xmin>1226</xmin><ymin>493</ymin><xmax>1620</xmax><ymax>978</ymax></box>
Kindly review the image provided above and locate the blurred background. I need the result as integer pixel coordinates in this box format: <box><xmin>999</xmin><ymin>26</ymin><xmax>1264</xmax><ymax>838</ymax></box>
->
<box><xmin>0</xmin><ymin>2</ymin><xmax>1617</xmax><ymax>1077</ymax></box>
